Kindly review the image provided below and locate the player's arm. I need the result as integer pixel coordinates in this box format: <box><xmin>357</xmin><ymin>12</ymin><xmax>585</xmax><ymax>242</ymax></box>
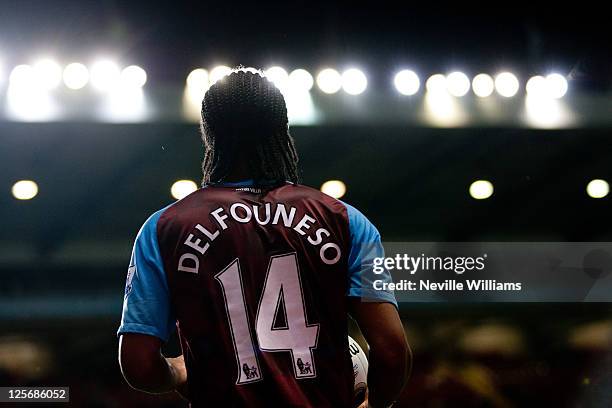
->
<box><xmin>116</xmin><ymin>208</ymin><xmax>185</xmax><ymax>396</ymax></box>
<box><xmin>342</xmin><ymin>201</ymin><xmax>411</xmax><ymax>407</ymax></box>
<box><xmin>349</xmin><ymin>300</ymin><xmax>411</xmax><ymax>408</ymax></box>
<box><xmin>118</xmin><ymin>333</ymin><xmax>186</xmax><ymax>394</ymax></box>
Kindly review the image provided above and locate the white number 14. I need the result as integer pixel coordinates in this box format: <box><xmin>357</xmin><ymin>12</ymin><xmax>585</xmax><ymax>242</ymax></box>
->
<box><xmin>214</xmin><ymin>253</ymin><xmax>320</xmax><ymax>384</ymax></box>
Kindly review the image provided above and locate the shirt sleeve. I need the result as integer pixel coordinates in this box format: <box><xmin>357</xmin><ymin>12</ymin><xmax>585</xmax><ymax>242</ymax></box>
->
<box><xmin>342</xmin><ymin>201</ymin><xmax>397</xmax><ymax>307</ymax></box>
<box><xmin>117</xmin><ymin>208</ymin><xmax>176</xmax><ymax>342</ymax></box>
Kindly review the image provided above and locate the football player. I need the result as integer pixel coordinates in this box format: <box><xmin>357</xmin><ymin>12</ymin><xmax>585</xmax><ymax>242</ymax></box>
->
<box><xmin>118</xmin><ymin>69</ymin><xmax>410</xmax><ymax>407</ymax></box>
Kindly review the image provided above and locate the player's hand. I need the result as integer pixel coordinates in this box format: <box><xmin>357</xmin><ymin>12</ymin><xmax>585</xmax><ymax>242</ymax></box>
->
<box><xmin>167</xmin><ymin>355</ymin><xmax>188</xmax><ymax>400</ymax></box>
<box><xmin>356</xmin><ymin>388</ymin><xmax>368</xmax><ymax>408</ymax></box>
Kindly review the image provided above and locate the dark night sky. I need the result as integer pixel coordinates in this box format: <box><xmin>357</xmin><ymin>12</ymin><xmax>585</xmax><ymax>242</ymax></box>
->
<box><xmin>0</xmin><ymin>0</ymin><xmax>609</xmax><ymax>89</ymax></box>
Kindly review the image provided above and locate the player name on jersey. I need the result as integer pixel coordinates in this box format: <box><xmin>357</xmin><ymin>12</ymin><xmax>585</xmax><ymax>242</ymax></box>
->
<box><xmin>177</xmin><ymin>202</ymin><xmax>342</xmax><ymax>274</ymax></box>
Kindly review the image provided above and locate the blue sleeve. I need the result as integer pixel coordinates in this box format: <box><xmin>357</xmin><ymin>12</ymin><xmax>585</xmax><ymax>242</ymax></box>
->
<box><xmin>117</xmin><ymin>209</ymin><xmax>175</xmax><ymax>342</ymax></box>
<box><xmin>342</xmin><ymin>201</ymin><xmax>397</xmax><ymax>307</ymax></box>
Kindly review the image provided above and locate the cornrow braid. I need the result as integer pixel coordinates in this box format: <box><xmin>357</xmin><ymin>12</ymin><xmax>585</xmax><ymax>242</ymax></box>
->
<box><xmin>200</xmin><ymin>68</ymin><xmax>300</xmax><ymax>186</ymax></box>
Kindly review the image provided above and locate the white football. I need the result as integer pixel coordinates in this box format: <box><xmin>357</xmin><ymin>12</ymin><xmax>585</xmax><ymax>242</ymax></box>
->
<box><xmin>348</xmin><ymin>336</ymin><xmax>368</xmax><ymax>400</ymax></box>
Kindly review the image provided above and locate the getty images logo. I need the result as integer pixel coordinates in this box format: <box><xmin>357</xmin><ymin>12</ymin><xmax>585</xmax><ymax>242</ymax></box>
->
<box><xmin>373</xmin><ymin>254</ymin><xmax>488</xmax><ymax>275</ymax></box>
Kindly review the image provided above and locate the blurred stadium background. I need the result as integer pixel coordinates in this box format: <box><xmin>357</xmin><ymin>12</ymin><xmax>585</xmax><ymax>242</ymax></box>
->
<box><xmin>0</xmin><ymin>2</ymin><xmax>610</xmax><ymax>407</ymax></box>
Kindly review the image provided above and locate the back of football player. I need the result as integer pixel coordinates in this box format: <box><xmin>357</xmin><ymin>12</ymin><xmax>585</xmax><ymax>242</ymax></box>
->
<box><xmin>118</xmin><ymin>69</ymin><xmax>410</xmax><ymax>407</ymax></box>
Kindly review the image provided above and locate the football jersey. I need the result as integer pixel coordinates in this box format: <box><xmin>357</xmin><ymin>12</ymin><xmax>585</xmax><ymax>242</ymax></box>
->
<box><xmin>118</xmin><ymin>181</ymin><xmax>396</xmax><ymax>407</ymax></box>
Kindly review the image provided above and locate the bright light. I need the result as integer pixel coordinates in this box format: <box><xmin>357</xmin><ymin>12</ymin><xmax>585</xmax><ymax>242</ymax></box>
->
<box><xmin>120</xmin><ymin>65</ymin><xmax>147</xmax><ymax>88</ymax></box>
<box><xmin>494</xmin><ymin>72</ymin><xmax>519</xmax><ymax>97</ymax></box>
<box><xmin>425</xmin><ymin>74</ymin><xmax>447</xmax><ymax>94</ymax></box>
<box><xmin>524</xmin><ymin>73</ymin><xmax>572</xmax><ymax>128</ymax></box>
<box><xmin>183</xmin><ymin>69</ymin><xmax>209</xmax><ymax>121</ymax></box>
<box><xmin>586</xmin><ymin>179</ymin><xmax>609</xmax><ymax>199</ymax></box>
<box><xmin>264</xmin><ymin>66</ymin><xmax>289</xmax><ymax>92</ymax></box>
<box><xmin>423</xmin><ymin>91</ymin><xmax>466</xmax><ymax>127</ymax></box>
<box><xmin>526</xmin><ymin>75</ymin><xmax>547</xmax><ymax>97</ymax></box>
<box><xmin>7</xmin><ymin>65</ymin><xmax>57</xmax><ymax>121</ymax></box>
<box><xmin>9</xmin><ymin>65</ymin><xmax>34</xmax><ymax>87</ymax></box>
<box><xmin>288</xmin><ymin>69</ymin><xmax>314</xmax><ymax>91</ymax></box>
<box><xmin>286</xmin><ymin>69</ymin><xmax>317</xmax><ymax>124</ymax></box>
<box><xmin>546</xmin><ymin>73</ymin><xmax>568</xmax><ymax>99</ymax></box>
<box><xmin>171</xmin><ymin>180</ymin><xmax>198</xmax><ymax>200</ymax></box>
<box><xmin>90</xmin><ymin>60</ymin><xmax>120</xmax><ymax>91</ymax></box>
<box><xmin>185</xmin><ymin>68</ymin><xmax>209</xmax><ymax>104</ymax></box>
<box><xmin>6</xmin><ymin>87</ymin><xmax>57</xmax><ymax>121</ymax></box>
<box><xmin>33</xmin><ymin>59</ymin><xmax>62</xmax><ymax>89</ymax></box>
<box><xmin>472</xmin><ymin>74</ymin><xmax>494</xmax><ymax>97</ymax></box>
<box><xmin>209</xmin><ymin>65</ymin><xmax>232</xmax><ymax>85</ymax></box>
<box><xmin>341</xmin><ymin>68</ymin><xmax>367</xmax><ymax>95</ymax></box>
<box><xmin>316</xmin><ymin>68</ymin><xmax>342</xmax><ymax>94</ymax></box>
<box><xmin>525</xmin><ymin>74</ymin><xmax>568</xmax><ymax>101</ymax></box>
<box><xmin>524</xmin><ymin>94</ymin><xmax>571</xmax><ymax>128</ymax></box>
<box><xmin>187</xmin><ymin>68</ymin><xmax>209</xmax><ymax>91</ymax></box>
<box><xmin>11</xmin><ymin>180</ymin><xmax>39</xmax><ymax>200</ymax></box>
<box><xmin>394</xmin><ymin>70</ymin><xmax>420</xmax><ymax>95</ymax></box>
<box><xmin>286</xmin><ymin>90</ymin><xmax>318</xmax><ymax>125</ymax></box>
<box><xmin>320</xmin><ymin>180</ymin><xmax>346</xmax><ymax>199</ymax></box>
<box><xmin>469</xmin><ymin>180</ymin><xmax>494</xmax><ymax>200</ymax></box>
<box><xmin>102</xmin><ymin>87</ymin><xmax>147</xmax><ymax>122</ymax></box>
<box><xmin>446</xmin><ymin>71</ymin><xmax>470</xmax><ymax>97</ymax></box>
<box><xmin>63</xmin><ymin>63</ymin><xmax>89</xmax><ymax>90</ymax></box>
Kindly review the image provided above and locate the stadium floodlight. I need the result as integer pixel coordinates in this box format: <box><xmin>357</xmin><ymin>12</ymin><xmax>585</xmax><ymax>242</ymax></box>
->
<box><xmin>546</xmin><ymin>73</ymin><xmax>568</xmax><ymax>99</ymax></box>
<box><xmin>341</xmin><ymin>68</ymin><xmax>367</xmax><ymax>95</ymax></box>
<box><xmin>316</xmin><ymin>68</ymin><xmax>342</xmax><ymax>94</ymax></box>
<box><xmin>171</xmin><ymin>179</ymin><xmax>198</xmax><ymax>200</ymax></box>
<box><xmin>526</xmin><ymin>75</ymin><xmax>547</xmax><ymax>97</ymax></box>
<box><xmin>472</xmin><ymin>74</ymin><xmax>495</xmax><ymax>97</ymax></box>
<box><xmin>185</xmin><ymin>68</ymin><xmax>209</xmax><ymax>111</ymax></box>
<box><xmin>9</xmin><ymin>65</ymin><xmax>35</xmax><ymax>88</ymax></box>
<box><xmin>63</xmin><ymin>63</ymin><xmax>89</xmax><ymax>90</ymax></box>
<box><xmin>264</xmin><ymin>66</ymin><xmax>289</xmax><ymax>92</ymax></box>
<box><xmin>209</xmin><ymin>65</ymin><xmax>232</xmax><ymax>85</ymax></box>
<box><xmin>33</xmin><ymin>59</ymin><xmax>62</xmax><ymax>90</ymax></box>
<box><xmin>288</xmin><ymin>69</ymin><xmax>314</xmax><ymax>92</ymax></box>
<box><xmin>446</xmin><ymin>71</ymin><xmax>470</xmax><ymax>97</ymax></box>
<box><xmin>120</xmin><ymin>65</ymin><xmax>147</xmax><ymax>88</ymax></box>
<box><xmin>586</xmin><ymin>179</ymin><xmax>609</xmax><ymax>199</ymax></box>
<box><xmin>524</xmin><ymin>91</ymin><xmax>568</xmax><ymax>128</ymax></box>
<box><xmin>425</xmin><ymin>74</ymin><xmax>447</xmax><ymax>94</ymax></box>
<box><xmin>320</xmin><ymin>180</ymin><xmax>346</xmax><ymax>199</ymax></box>
<box><xmin>11</xmin><ymin>180</ymin><xmax>39</xmax><ymax>200</ymax></box>
<box><xmin>7</xmin><ymin>65</ymin><xmax>57</xmax><ymax>120</ymax></box>
<box><xmin>90</xmin><ymin>60</ymin><xmax>121</xmax><ymax>91</ymax></box>
<box><xmin>393</xmin><ymin>70</ymin><xmax>420</xmax><ymax>95</ymax></box>
<box><xmin>469</xmin><ymin>180</ymin><xmax>494</xmax><ymax>200</ymax></box>
<box><xmin>494</xmin><ymin>72</ymin><xmax>519</xmax><ymax>97</ymax></box>
<box><xmin>424</xmin><ymin>89</ymin><xmax>466</xmax><ymax>126</ymax></box>
<box><xmin>103</xmin><ymin>85</ymin><xmax>147</xmax><ymax>122</ymax></box>
<box><xmin>187</xmin><ymin>68</ymin><xmax>209</xmax><ymax>91</ymax></box>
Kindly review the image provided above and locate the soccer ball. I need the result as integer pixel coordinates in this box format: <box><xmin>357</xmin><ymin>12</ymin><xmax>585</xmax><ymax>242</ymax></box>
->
<box><xmin>349</xmin><ymin>336</ymin><xmax>368</xmax><ymax>404</ymax></box>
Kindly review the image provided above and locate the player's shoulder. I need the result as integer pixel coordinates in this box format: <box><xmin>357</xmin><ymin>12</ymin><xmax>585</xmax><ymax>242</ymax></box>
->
<box><xmin>277</xmin><ymin>183</ymin><xmax>377</xmax><ymax>226</ymax></box>
<box><xmin>155</xmin><ymin>187</ymin><xmax>211</xmax><ymax>222</ymax></box>
<box><xmin>136</xmin><ymin>202</ymin><xmax>178</xmax><ymax>238</ymax></box>
<box><xmin>337</xmin><ymin>200</ymin><xmax>380</xmax><ymax>241</ymax></box>
<box><xmin>276</xmin><ymin>182</ymin><xmax>343</xmax><ymax>205</ymax></box>
<box><xmin>278</xmin><ymin>183</ymin><xmax>349</xmax><ymax>215</ymax></box>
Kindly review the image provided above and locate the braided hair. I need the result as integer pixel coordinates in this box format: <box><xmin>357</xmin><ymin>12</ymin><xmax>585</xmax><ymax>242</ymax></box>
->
<box><xmin>200</xmin><ymin>68</ymin><xmax>299</xmax><ymax>185</ymax></box>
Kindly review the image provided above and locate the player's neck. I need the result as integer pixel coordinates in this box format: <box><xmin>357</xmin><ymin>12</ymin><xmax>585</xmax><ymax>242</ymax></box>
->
<box><xmin>223</xmin><ymin>166</ymin><xmax>252</xmax><ymax>183</ymax></box>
